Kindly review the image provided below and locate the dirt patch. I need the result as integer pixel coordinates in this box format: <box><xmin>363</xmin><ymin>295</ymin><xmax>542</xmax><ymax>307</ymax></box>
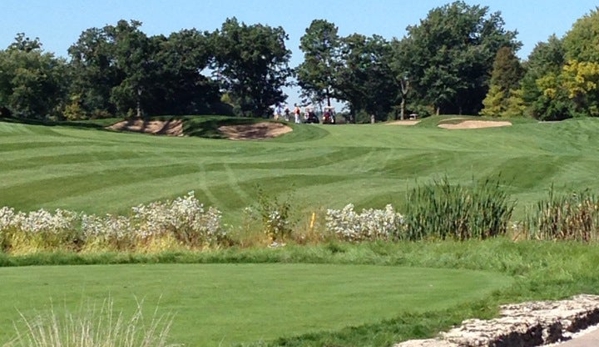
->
<box><xmin>218</xmin><ymin>122</ymin><xmax>292</xmax><ymax>140</ymax></box>
<box><xmin>438</xmin><ymin>120</ymin><xmax>512</xmax><ymax>129</ymax></box>
<box><xmin>388</xmin><ymin>120</ymin><xmax>421</xmax><ymax>126</ymax></box>
<box><xmin>107</xmin><ymin>119</ymin><xmax>184</xmax><ymax>136</ymax></box>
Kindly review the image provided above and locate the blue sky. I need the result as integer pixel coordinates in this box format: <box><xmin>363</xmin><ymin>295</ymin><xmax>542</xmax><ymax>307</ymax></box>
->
<box><xmin>1</xmin><ymin>0</ymin><xmax>597</xmax><ymax>106</ymax></box>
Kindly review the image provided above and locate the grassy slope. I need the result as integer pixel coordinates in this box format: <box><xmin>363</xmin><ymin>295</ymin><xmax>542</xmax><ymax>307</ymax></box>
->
<box><xmin>1</xmin><ymin>116</ymin><xmax>599</xmax><ymax>223</ymax></box>
<box><xmin>0</xmin><ymin>239</ymin><xmax>597</xmax><ymax>346</ymax></box>
<box><xmin>0</xmin><ymin>263</ymin><xmax>510</xmax><ymax>346</ymax></box>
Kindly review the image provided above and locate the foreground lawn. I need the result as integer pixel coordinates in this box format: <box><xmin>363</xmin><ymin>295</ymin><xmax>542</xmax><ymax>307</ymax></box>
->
<box><xmin>2</xmin><ymin>116</ymin><xmax>599</xmax><ymax>223</ymax></box>
<box><xmin>0</xmin><ymin>263</ymin><xmax>511</xmax><ymax>346</ymax></box>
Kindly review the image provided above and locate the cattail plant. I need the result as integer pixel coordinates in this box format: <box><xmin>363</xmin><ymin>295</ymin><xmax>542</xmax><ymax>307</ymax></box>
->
<box><xmin>402</xmin><ymin>177</ymin><xmax>514</xmax><ymax>241</ymax></box>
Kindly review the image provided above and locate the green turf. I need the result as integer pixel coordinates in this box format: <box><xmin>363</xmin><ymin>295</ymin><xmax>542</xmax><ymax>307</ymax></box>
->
<box><xmin>2</xmin><ymin>116</ymin><xmax>599</xmax><ymax>224</ymax></box>
<box><xmin>0</xmin><ymin>263</ymin><xmax>511</xmax><ymax>346</ymax></box>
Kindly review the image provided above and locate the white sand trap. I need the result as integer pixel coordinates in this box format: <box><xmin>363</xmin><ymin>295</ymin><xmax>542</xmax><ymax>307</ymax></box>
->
<box><xmin>388</xmin><ymin>120</ymin><xmax>421</xmax><ymax>126</ymax></box>
<box><xmin>438</xmin><ymin>120</ymin><xmax>512</xmax><ymax>129</ymax></box>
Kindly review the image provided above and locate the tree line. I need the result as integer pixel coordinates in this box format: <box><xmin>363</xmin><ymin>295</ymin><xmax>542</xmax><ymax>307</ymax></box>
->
<box><xmin>0</xmin><ymin>1</ymin><xmax>597</xmax><ymax>122</ymax></box>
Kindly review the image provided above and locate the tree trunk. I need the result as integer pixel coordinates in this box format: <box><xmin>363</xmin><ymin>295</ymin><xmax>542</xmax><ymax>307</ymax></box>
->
<box><xmin>136</xmin><ymin>87</ymin><xmax>142</xmax><ymax>118</ymax></box>
<box><xmin>400</xmin><ymin>98</ymin><xmax>406</xmax><ymax>120</ymax></box>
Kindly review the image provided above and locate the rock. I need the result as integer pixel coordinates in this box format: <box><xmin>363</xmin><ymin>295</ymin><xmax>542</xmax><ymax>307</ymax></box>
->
<box><xmin>395</xmin><ymin>295</ymin><xmax>599</xmax><ymax>347</ymax></box>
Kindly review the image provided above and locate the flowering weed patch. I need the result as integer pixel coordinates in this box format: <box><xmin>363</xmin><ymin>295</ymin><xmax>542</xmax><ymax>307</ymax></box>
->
<box><xmin>0</xmin><ymin>192</ymin><xmax>226</xmax><ymax>254</ymax></box>
<box><xmin>325</xmin><ymin>204</ymin><xmax>404</xmax><ymax>241</ymax></box>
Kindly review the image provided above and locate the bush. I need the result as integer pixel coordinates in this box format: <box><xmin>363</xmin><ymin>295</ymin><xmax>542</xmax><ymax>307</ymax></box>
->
<box><xmin>254</xmin><ymin>188</ymin><xmax>293</xmax><ymax>242</ymax></box>
<box><xmin>523</xmin><ymin>187</ymin><xmax>599</xmax><ymax>242</ymax></box>
<box><xmin>0</xmin><ymin>192</ymin><xmax>227</xmax><ymax>254</ymax></box>
<box><xmin>325</xmin><ymin>204</ymin><xmax>404</xmax><ymax>242</ymax></box>
<box><xmin>402</xmin><ymin>178</ymin><xmax>514</xmax><ymax>241</ymax></box>
<box><xmin>0</xmin><ymin>207</ymin><xmax>82</xmax><ymax>252</ymax></box>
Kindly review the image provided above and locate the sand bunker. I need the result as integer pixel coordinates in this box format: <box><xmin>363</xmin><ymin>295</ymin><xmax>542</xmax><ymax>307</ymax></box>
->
<box><xmin>107</xmin><ymin>119</ymin><xmax>184</xmax><ymax>136</ymax></box>
<box><xmin>388</xmin><ymin>120</ymin><xmax>421</xmax><ymax>126</ymax></box>
<box><xmin>438</xmin><ymin>120</ymin><xmax>512</xmax><ymax>129</ymax></box>
<box><xmin>218</xmin><ymin>122</ymin><xmax>293</xmax><ymax>140</ymax></box>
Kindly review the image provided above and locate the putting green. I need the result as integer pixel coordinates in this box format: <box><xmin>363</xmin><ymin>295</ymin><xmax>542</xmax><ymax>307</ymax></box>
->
<box><xmin>0</xmin><ymin>263</ymin><xmax>512</xmax><ymax>346</ymax></box>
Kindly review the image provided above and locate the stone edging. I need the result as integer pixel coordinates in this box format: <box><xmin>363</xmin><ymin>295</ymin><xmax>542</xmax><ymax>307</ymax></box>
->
<box><xmin>395</xmin><ymin>295</ymin><xmax>599</xmax><ymax>347</ymax></box>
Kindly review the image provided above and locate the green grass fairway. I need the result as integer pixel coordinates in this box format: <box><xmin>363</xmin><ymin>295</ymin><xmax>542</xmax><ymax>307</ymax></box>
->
<box><xmin>0</xmin><ymin>263</ymin><xmax>511</xmax><ymax>346</ymax></box>
<box><xmin>2</xmin><ymin>116</ymin><xmax>599</xmax><ymax>222</ymax></box>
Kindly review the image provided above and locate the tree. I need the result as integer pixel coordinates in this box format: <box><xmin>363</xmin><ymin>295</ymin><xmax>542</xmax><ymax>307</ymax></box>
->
<box><xmin>212</xmin><ymin>18</ymin><xmax>292</xmax><ymax>117</ymax></box>
<box><xmin>520</xmin><ymin>35</ymin><xmax>566</xmax><ymax>119</ymax></box>
<box><xmin>149</xmin><ymin>29</ymin><xmax>220</xmax><ymax>115</ymax></box>
<box><xmin>335</xmin><ymin>34</ymin><xmax>397</xmax><ymax>121</ymax></box>
<box><xmin>69</xmin><ymin>21</ymin><xmax>222</xmax><ymax>118</ymax></box>
<box><xmin>104</xmin><ymin>20</ymin><xmax>157</xmax><ymax>118</ymax></box>
<box><xmin>563</xmin><ymin>8</ymin><xmax>599</xmax><ymax>63</ymax></box>
<box><xmin>297</xmin><ymin>20</ymin><xmax>341</xmax><ymax>107</ymax></box>
<box><xmin>396</xmin><ymin>1</ymin><xmax>520</xmax><ymax>115</ymax></box>
<box><xmin>480</xmin><ymin>85</ymin><xmax>505</xmax><ymax>117</ymax></box>
<box><xmin>480</xmin><ymin>46</ymin><xmax>524</xmax><ymax>117</ymax></box>
<box><xmin>561</xmin><ymin>60</ymin><xmax>599</xmax><ymax>116</ymax></box>
<box><xmin>521</xmin><ymin>8</ymin><xmax>599</xmax><ymax>120</ymax></box>
<box><xmin>0</xmin><ymin>34</ymin><xmax>68</xmax><ymax>119</ymax></box>
<box><xmin>68</xmin><ymin>26</ymin><xmax>119</xmax><ymax>117</ymax></box>
<box><xmin>503</xmin><ymin>88</ymin><xmax>527</xmax><ymax>118</ymax></box>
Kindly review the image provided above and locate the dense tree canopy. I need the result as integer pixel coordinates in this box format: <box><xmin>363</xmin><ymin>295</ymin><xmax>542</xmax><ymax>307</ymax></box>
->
<box><xmin>212</xmin><ymin>18</ymin><xmax>293</xmax><ymax>117</ymax></box>
<box><xmin>396</xmin><ymin>1</ymin><xmax>520</xmax><ymax>115</ymax></box>
<box><xmin>481</xmin><ymin>46</ymin><xmax>524</xmax><ymax>117</ymax></box>
<box><xmin>0</xmin><ymin>34</ymin><xmax>68</xmax><ymax>119</ymax></box>
<box><xmin>2</xmin><ymin>3</ymin><xmax>599</xmax><ymax>122</ymax></box>
<box><xmin>336</xmin><ymin>34</ymin><xmax>397</xmax><ymax>121</ymax></box>
<box><xmin>297</xmin><ymin>20</ymin><xmax>341</xmax><ymax>107</ymax></box>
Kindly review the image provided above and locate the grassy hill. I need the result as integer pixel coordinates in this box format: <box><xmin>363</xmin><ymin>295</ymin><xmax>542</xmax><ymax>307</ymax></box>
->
<box><xmin>1</xmin><ymin>116</ymin><xmax>598</xmax><ymax>224</ymax></box>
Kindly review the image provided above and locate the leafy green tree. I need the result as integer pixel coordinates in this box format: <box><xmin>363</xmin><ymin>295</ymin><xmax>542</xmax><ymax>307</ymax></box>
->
<box><xmin>559</xmin><ymin>8</ymin><xmax>599</xmax><ymax>117</ymax></box>
<box><xmin>297</xmin><ymin>20</ymin><xmax>342</xmax><ymax>107</ymax></box>
<box><xmin>0</xmin><ymin>34</ymin><xmax>68</xmax><ymax>119</ymax></box>
<box><xmin>563</xmin><ymin>8</ymin><xmax>599</xmax><ymax>63</ymax></box>
<box><xmin>503</xmin><ymin>88</ymin><xmax>527</xmax><ymax>118</ymax></box>
<box><xmin>68</xmin><ymin>27</ymin><xmax>119</xmax><ymax>117</ymax></box>
<box><xmin>336</xmin><ymin>34</ymin><xmax>397</xmax><ymax>121</ymax></box>
<box><xmin>522</xmin><ymin>8</ymin><xmax>599</xmax><ymax>120</ymax></box>
<box><xmin>212</xmin><ymin>18</ymin><xmax>292</xmax><ymax>117</ymax></box>
<box><xmin>520</xmin><ymin>35</ymin><xmax>566</xmax><ymax>119</ymax></box>
<box><xmin>396</xmin><ymin>1</ymin><xmax>519</xmax><ymax>115</ymax></box>
<box><xmin>489</xmin><ymin>46</ymin><xmax>524</xmax><ymax>93</ymax></box>
<box><xmin>480</xmin><ymin>85</ymin><xmax>505</xmax><ymax>117</ymax></box>
<box><xmin>8</xmin><ymin>33</ymin><xmax>42</xmax><ymax>52</ymax></box>
<box><xmin>149</xmin><ymin>29</ymin><xmax>220</xmax><ymax>115</ymax></box>
<box><xmin>104</xmin><ymin>20</ymin><xmax>156</xmax><ymax>118</ymax></box>
<box><xmin>481</xmin><ymin>46</ymin><xmax>524</xmax><ymax>117</ymax></box>
<box><xmin>69</xmin><ymin>21</ymin><xmax>221</xmax><ymax>118</ymax></box>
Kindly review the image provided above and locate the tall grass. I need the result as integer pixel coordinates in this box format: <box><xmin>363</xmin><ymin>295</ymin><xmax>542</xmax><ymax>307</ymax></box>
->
<box><xmin>402</xmin><ymin>177</ymin><xmax>514</xmax><ymax>240</ymax></box>
<box><xmin>3</xmin><ymin>298</ymin><xmax>177</xmax><ymax>347</ymax></box>
<box><xmin>523</xmin><ymin>187</ymin><xmax>599</xmax><ymax>241</ymax></box>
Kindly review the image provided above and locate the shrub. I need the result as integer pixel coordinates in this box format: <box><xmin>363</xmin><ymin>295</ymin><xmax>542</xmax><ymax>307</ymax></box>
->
<box><xmin>0</xmin><ymin>192</ymin><xmax>227</xmax><ymax>254</ymax></box>
<box><xmin>402</xmin><ymin>177</ymin><xmax>514</xmax><ymax>241</ymax></box>
<box><xmin>325</xmin><ymin>204</ymin><xmax>404</xmax><ymax>242</ymax></box>
<box><xmin>0</xmin><ymin>207</ymin><xmax>81</xmax><ymax>253</ymax></box>
<box><xmin>523</xmin><ymin>188</ymin><xmax>599</xmax><ymax>242</ymax></box>
<box><xmin>129</xmin><ymin>192</ymin><xmax>226</xmax><ymax>248</ymax></box>
<box><xmin>252</xmin><ymin>188</ymin><xmax>294</xmax><ymax>242</ymax></box>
